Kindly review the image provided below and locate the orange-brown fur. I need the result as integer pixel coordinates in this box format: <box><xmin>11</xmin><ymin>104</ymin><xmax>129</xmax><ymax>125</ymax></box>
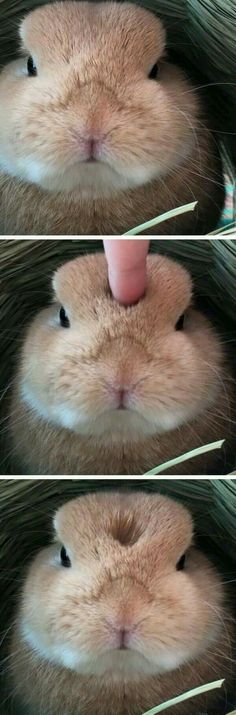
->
<box><xmin>0</xmin><ymin>2</ymin><xmax>224</xmax><ymax>235</ymax></box>
<box><xmin>9</xmin><ymin>492</ymin><xmax>235</xmax><ymax>715</ymax></box>
<box><xmin>9</xmin><ymin>253</ymin><xmax>234</xmax><ymax>475</ymax></box>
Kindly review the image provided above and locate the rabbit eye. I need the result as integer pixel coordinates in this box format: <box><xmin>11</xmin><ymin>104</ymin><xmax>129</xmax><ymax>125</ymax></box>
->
<box><xmin>60</xmin><ymin>306</ymin><xmax>70</xmax><ymax>328</ymax></box>
<box><xmin>27</xmin><ymin>56</ymin><xmax>37</xmax><ymax>76</ymax></box>
<box><xmin>60</xmin><ymin>546</ymin><xmax>71</xmax><ymax>568</ymax></box>
<box><xmin>176</xmin><ymin>553</ymin><xmax>186</xmax><ymax>571</ymax></box>
<box><xmin>175</xmin><ymin>314</ymin><xmax>185</xmax><ymax>330</ymax></box>
<box><xmin>148</xmin><ymin>63</ymin><xmax>159</xmax><ymax>79</ymax></box>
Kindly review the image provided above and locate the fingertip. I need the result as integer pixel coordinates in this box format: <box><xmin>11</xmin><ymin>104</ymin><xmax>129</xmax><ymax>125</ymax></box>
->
<box><xmin>103</xmin><ymin>239</ymin><xmax>150</xmax><ymax>305</ymax></box>
<box><xmin>107</xmin><ymin>265</ymin><xmax>147</xmax><ymax>305</ymax></box>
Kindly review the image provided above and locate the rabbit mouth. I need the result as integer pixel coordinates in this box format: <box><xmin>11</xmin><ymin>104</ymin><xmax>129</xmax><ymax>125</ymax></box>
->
<box><xmin>81</xmin><ymin>157</ymin><xmax>100</xmax><ymax>164</ymax></box>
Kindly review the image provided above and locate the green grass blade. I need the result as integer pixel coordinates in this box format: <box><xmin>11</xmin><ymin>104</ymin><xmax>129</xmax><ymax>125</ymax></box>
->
<box><xmin>144</xmin><ymin>440</ymin><xmax>224</xmax><ymax>475</ymax></box>
<box><xmin>141</xmin><ymin>679</ymin><xmax>224</xmax><ymax>715</ymax></box>
<box><xmin>123</xmin><ymin>202</ymin><xmax>197</xmax><ymax>235</ymax></box>
<box><xmin>208</xmin><ymin>223</ymin><xmax>236</xmax><ymax>235</ymax></box>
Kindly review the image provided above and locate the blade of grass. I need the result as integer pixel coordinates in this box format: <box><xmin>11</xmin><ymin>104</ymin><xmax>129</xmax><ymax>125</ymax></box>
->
<box><xmin>141</xmin><ymin>679</ymin><xmax>224</xmax><ymax>715</ymax></box>
<box><xmin>208</xmin><ymin>223</ymin><xmax>236</xmax><ymax>235</ymax></box>
<box><xmin>144</xmin><ymin>439</ymin><xmax>224</xmax><ymax>475</ymax></box>
<box><xmin>123</xmin><ymin>202</ymin><xmax>197</xmax><ymax>235</ymax></box>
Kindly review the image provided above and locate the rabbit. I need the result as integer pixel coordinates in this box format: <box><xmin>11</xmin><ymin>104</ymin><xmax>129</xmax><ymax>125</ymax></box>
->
<box><xmin>0</xmin><ymin>1</ymin><xmax>224</xmax><ymax>235</ymax></box>
<box><xmin>9</xmin><ymin>252</ymin><xmax>235</xmax><ymax>475</ymax></box>
<box><xmin>8</xmin><ymin>491</ymin><xmax>235</xmax><ymax>715</ymax></box>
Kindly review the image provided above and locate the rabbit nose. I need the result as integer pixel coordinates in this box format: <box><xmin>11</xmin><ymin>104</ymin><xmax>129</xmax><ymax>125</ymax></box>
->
<box><xmin>107</xmin><ymin>384</ymin><xmax>133</xmax><ymax>409</ymax></box>
<box><xmin>84</xmin><ymin>138</ymin><xmax>97</xmax><ymax>161</ymax></box>
<box><xmin>80</xmin><ymin>135</ymin><xmax>106</xmax><ymax>161</ymax></box>
<box><xmin>114</xmin><ymin>388</ymin><xmax>127</xmax><ymax>409</ymax></box>
<box><xmin>116</xmin><ymin>628</ymin><xmax>129</xmax><ymax>650</ymax></box>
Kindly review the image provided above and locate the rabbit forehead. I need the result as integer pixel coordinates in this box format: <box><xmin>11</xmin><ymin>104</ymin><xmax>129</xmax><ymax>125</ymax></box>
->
<box><xmin>54</xmin><ymin>491</ymin><xmax>193</xmax><ymax>555</ymax></box>
<box><xmin>52</xmin><ymin>253</ymin><xmax>192</xmax><ymax>316</ymax></box>
<box><xmin>20</xmin><ymin>1</ymin><xmax>166</xmax><ymax>65</ymax></box>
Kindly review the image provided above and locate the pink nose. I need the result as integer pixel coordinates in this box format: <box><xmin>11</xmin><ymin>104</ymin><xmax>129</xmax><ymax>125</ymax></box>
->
<box><xmin>109</xmin><ymin>386</ymin><xmax>130</xmax><ymax>409</ymax></box>
<box><xmin>116</xmin><ymin>388</ymin><xmax>127</xmax><ymax>409</ymax></box>
<box><xmin>80</xmin><ymin>135</ymin><xmax>106</xmax><ymax>161</ymax></box>
<box><xmin>116</xmin><ymin>628</ymin><xmax>130</xmax><ymax>649</ymax></box>
<box><xmin>85</xmin><ymin>138</ymin><xmax>97</xmax><ymax>160</ymax></box>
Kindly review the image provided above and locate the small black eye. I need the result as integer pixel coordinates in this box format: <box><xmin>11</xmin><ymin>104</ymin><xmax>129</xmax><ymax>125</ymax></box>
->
<box><xmin>27</xmin><ymin>55</ymin><xmax>37</xmax><ymax>77</ymax></box>
<box><xmin>60</xmin><ymin>306</ymin><xmax>70</xmax><ymax>328</ymax></box>
<box><xmin>148</xmin><ymin>63</ymin><xmax>159</xmax><ymax>80</ymax></box>
<box><xmin>175</xmin><ymin>314</ymin><xmax>185</xmax><ymax>331</ymax></box>
<box><xmin>60</xmin><ymin>546</ymin><xmax>71</xmax><ymax>568</ymax></box>
<box><xmin>176</xmin><ymin>554</ymin><xmax>186</xmax><ymax>571</ymax></box>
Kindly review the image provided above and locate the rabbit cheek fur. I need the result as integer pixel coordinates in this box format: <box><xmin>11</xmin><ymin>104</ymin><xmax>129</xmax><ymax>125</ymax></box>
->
<box><xmin>0</xmin><ymin>1</ymin><xmax>224</xmax><ymax>235</ymax></box>
<box><xmin>9</xmin><ymin>254</ymin><xmax>234</xmax><ymax>475</ymax></box>
<box><xmin>9</xmin><ymin>493</ymin><xmax>235</xmax><ymax>715</ymax></box>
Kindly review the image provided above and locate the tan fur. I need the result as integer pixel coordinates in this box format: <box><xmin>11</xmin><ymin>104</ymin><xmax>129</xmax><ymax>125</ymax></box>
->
<box><xmin>9</xmin><ymin>492</ymin><xmax>235</xmax><ymax>715</ymax></box>
<box><xmin>0</xmin><ymin>1</ymin><xmax>224</xmax><ymax>235</ymax></box>
<box><xmin>9</xmin><ymin>253</ymin><xmax>235</xmax><ymax>475</ymax></box>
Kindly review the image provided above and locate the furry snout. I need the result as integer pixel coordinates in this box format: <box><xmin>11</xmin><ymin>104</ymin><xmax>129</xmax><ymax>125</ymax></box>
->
<box><xmin>105</xmin><ymin>377</ymin><xmax>146</xmax><ymax>410</ymax></box>
<box><xmin>105</xmin><ymin>617</ymin><xmax>140</xmax><ymax>650</ymax></box>
<box><xmin>71</xmin><ymin>132</ymin><xmax>107</xmax><ymax>162</ymax></box>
